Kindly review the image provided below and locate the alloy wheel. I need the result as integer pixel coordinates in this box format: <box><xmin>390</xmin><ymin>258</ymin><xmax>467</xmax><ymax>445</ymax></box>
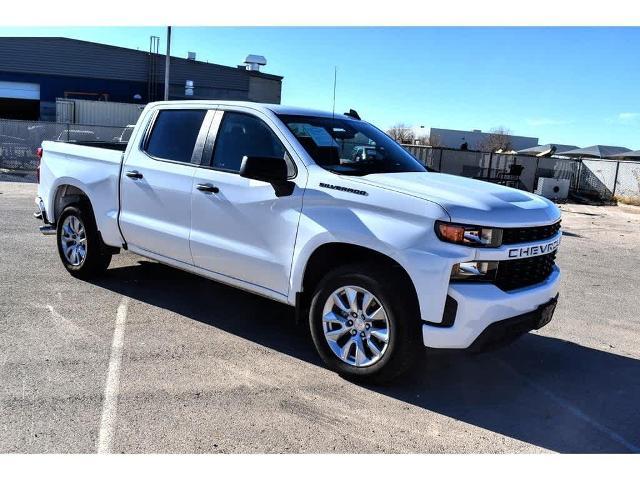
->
<box><xmin>60</xmin><ymin>215</ymin><xmax>87</xmax><ymax>266</ymax></box>
<box><xmin>322</xmin><ymin>285</ymin><xmax>390</xmax><ymax>367</ymax></box>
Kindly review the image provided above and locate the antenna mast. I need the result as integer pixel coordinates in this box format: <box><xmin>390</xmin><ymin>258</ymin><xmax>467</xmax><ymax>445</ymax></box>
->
<box><xmin>332</xmin><ymin>66</ymin><xmax>337</xmax><ymax>120</ymax></box>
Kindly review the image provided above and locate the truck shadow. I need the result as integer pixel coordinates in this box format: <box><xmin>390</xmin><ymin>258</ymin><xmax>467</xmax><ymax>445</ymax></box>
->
<box><xmin>92</xmin><ymin>259</ymin><xmax>640</xmax><ymax>453</ymax></box>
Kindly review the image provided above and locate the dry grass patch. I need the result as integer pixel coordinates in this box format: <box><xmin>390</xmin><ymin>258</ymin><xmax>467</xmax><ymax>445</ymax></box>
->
<box><xmin>615</xmin><ymin>195</ymin><xmax>640</xmax><ymax>207</ymax></box>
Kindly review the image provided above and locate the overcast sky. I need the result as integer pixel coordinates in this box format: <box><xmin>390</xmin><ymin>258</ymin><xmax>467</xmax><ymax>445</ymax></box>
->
<box><xmin>1</xmin><ymin>27</ymin><xmax>638</xmax><ymax>149</ymax></box>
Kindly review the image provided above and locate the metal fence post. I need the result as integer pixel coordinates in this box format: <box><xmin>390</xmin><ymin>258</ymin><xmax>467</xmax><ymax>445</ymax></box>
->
<box><xmin>576</xmin><ymin>160</ymin><xmax>583</xmax><ymax>192</ymax></box>
<box><xmin>534</xmin><ymin>157</ymin><xmax>541</xmax><ymax>192</ymax></box>
<box><xmin>488</xmin><ymin>152</ymin><xmax>494</xmax><ymax>178</ymax></box>
<box><xmin>612</xmin><ymin>160</ymin><xmax>621</xmax><ymax>197</ymax></box>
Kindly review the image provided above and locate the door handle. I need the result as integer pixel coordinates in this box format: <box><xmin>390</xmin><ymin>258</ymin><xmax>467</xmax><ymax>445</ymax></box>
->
<box><xmin>196</xmin><ymin>183</ymin><xmax>219</xmax><ymax>194</ymax></box>
<box><xmin>125</xmin><ymin>170</ymin><xmax>143</xmax><ymax>179</ymax></box>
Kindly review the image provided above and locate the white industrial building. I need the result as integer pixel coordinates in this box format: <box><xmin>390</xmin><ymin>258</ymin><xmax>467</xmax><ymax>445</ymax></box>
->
<box><xmin>429</xmin><ymin>127</ymin><xmax>538</xmax><ymax>152</ymax></box>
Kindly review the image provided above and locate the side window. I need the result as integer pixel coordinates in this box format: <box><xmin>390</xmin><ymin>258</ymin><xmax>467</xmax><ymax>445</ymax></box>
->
<box><xmin>144</xmin><ymin>109</ymin><xmax>207</xmax><ymax>163</ymax></box>
<box><xmin>211</xmin><ymin>111</ymin><xmax>289</xmax><ymax>173</ymax></box>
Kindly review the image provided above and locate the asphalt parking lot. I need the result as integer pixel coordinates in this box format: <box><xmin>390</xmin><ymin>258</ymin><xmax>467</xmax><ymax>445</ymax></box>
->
<box><xmin>1</xmin><ymin>180</ymin><xmax>639</xmax><ymax>453</ymax></box>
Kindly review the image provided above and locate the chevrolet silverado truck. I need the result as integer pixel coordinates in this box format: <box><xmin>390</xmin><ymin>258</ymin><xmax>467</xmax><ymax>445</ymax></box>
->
<box><xmin>35</xmin><ymin>101</ymin><xmax>561</xmax><ymax>382</ymax></box>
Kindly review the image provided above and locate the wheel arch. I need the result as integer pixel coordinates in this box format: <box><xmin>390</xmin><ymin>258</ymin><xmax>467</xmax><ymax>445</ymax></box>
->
<box><xmin>294</xmin><ymin>242</ymin><xmax>420</xmax><ymax>323</ymax></box>
<box><xmin>53</xmin><ymin>184</ymin><xmax>120</xmax><ymax>255</ymax></box>
<box><xmin>52</xmin><ymin>183</ymin><xmax>93</xmax><ymax>224</ymax></box>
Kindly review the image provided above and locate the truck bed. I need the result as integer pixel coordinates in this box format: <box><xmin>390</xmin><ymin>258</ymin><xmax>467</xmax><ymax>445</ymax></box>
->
<box><xmin>57</xmin><ymin>140</ymin><xmax>128</xmax><ymax>151</ymax></box>
<box><xmin>37</xmin><ymin>140</ymin><xmax>125</xmax><ymax>247</ymax></box>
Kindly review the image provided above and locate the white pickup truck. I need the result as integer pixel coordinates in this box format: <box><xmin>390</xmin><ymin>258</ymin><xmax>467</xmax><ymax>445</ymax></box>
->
<box><xmin>35</xmin><ymin>101</ymin><xmax>561</xmax><ymax>382</ymax></box>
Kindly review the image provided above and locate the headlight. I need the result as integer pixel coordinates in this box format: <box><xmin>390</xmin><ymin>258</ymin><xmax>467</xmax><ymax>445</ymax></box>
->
<box><xmin>435</xmin><ymin>221</ymin><xmax>502</xmax><ymax>247</ymax></box>
<box><xmin>451</xmin><ymin>261</ymin><xmax>498</xmax><ymax>281</ymax></box>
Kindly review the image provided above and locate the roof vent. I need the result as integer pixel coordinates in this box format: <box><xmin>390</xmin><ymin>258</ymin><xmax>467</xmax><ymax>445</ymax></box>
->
<box><xmin>187</xmin><ymin>51</ymin><xmax>196</xmax><ymax>61</ymax></box>
<box><xmin>244</xmin><ymin>54</ymin><xmax>267</xmax><ymax>72</ymax></box>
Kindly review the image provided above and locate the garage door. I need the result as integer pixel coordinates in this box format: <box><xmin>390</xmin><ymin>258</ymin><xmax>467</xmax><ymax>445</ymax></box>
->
<box><xmin>0</xmin><ymin>81</ymin><xmax>40</xmax><ymax>100</ymax></box>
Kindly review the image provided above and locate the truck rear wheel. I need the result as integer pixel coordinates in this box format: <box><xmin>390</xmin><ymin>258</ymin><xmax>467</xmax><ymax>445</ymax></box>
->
<box><xmin>309</xmin><ymin>263</ymin><xmax>422</xmax><ymax>383</ymax></box>
<box><xmin>56</xmin><ymin>204</ymin><xmax>111</xmax><ymax>279</ymax></box>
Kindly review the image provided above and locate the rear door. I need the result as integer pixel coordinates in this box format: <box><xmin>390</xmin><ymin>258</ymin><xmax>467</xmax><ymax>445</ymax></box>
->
<box><xmin>119</xmin><ymin>107</ymin><xmax>213</xmax><ymax>264</ymax></box>
<box><xmin>189</xmin><ymin>107</ymin><xmax>307</xmax><ymax>296</ymax></box>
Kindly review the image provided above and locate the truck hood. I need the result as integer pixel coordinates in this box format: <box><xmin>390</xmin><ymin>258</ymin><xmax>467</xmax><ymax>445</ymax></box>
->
<box><xmin>355</xmin><ymin>172</ymin><xmax>560</xmax><ymax>227</ymax></box>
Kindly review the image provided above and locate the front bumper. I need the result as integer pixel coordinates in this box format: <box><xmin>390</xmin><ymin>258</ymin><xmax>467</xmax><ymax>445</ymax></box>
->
<box><xmin>467</xmin><ymin>294</ymin><xmax>558</xmax><ymax>352</ymax></box>
<box><xmin>422</xmin><ymin>265</ymin><xmax>561</xmax><ymax>349</ymax></box>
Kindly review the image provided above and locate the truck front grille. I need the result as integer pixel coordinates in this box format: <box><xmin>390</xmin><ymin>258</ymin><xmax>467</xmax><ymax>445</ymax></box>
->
<box><xmin>501</xmin><ymin>221</ymin><xmax>561</xmax><ymax>245</ymax></box>
<box><xmin>495</xmin><ymin>252</ymin><xmax>557</xmax><ymax>291</ymax></box>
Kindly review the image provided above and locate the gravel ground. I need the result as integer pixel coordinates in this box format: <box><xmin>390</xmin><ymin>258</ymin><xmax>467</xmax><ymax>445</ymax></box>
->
<box><xmin>1</xmin><ymin>181</ymin><xmax>639</xmax><ymax>453</ymax></box>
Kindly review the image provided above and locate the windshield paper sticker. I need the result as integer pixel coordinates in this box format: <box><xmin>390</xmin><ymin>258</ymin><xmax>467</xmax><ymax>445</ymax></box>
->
<box><xmin>304</xmin><ymin>126</ymin><xmax>338</xmax><ymax>147</ymax></box>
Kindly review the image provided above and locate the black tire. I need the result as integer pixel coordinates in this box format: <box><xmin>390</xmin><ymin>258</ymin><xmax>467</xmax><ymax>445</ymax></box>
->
<box><xmin>309</xmin><ymin>262</ymin><xmax>422</xmax><ymax>383</ymax></box>
<box><xmin>56</xmin><ymin>203</ymin><xmax>112</xmax><ymax>279</ymax></box>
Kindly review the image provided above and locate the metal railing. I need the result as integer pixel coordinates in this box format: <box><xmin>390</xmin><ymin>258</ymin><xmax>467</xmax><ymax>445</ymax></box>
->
<box><xmin>402</xmin><ymin>144</ymin><xmax>640</xmax><ymax>203</ymax></box>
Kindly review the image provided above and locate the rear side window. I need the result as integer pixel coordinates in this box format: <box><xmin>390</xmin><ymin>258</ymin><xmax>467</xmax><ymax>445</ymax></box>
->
<box><xmin>211</xmin><ymin>111</ymin><xmax>288</xmax><ymax>173</ymax></box>
<box><xmin>144</xmin><ymin>109</ymin><xmax>207</xmax><ymax>163</ymax></box>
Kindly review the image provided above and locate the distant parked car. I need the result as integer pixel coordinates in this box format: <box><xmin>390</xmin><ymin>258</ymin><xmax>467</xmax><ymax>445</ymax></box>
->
<box><xmin>0</xmin><ymin>133</ymin><xmax>27</xmax><ymax>144</ymax></box>
<box><xmin>56</xmin><ymin>130</ymin><xmax>98</xmax><ymax>143</ymax></box>
<box><xmin>0</xmin><ymin>134</ymin><xmax>31</xmax><ymax>158</ymax></box>
<box><xmin>26</xmin><ymin>124</ymin><xmax>51</xmax><ymax>144</ymax></box>
<box><xmin>113</xmin><ymin>125</ymin><xmax>135</xmax><ymax>144</ymax></box>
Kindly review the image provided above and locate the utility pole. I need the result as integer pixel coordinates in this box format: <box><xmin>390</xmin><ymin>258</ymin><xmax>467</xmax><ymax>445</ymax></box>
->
<box><xmin>164</xmin><ymin>26</ymin><xmax>171</xmax><ymax>101</ymax></box>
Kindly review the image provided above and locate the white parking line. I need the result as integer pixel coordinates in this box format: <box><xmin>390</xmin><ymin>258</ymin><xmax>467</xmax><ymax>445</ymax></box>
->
<box><xmin>97</xmin><ymin>296</ymin><xmax>129</xmax><ymax>454</ymax></box>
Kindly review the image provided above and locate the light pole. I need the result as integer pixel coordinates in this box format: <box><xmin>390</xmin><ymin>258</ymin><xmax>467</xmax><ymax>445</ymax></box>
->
<box><xmin>164</xmin><ymin>26</ymin><xmax>171</xmax><ymax>101</ymax></box>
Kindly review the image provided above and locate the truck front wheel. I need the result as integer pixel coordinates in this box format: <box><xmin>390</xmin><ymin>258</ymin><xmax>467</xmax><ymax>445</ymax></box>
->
<box><xmin>56</xmin><ymin>204</ymin><xmax>111</xmax><ymax>279</ymax></box>
<box><xmin>309</xmin><ymin>263</ymin><xmax>422</xmax><ymax>383</ymax></box>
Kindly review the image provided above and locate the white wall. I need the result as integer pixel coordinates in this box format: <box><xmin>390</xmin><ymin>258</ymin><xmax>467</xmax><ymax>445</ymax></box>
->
<box><xmin>56</xmin><ymin>98</ymin><xmax>144</xmax><ymax>126</ymax></box>
<box><xmin>430</xmin><ymin>127</ymin><xmax>538</xmax><ymax>151</ymax></box>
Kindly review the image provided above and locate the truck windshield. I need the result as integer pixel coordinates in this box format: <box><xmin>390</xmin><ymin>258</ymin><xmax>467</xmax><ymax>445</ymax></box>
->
<box><xmin>277</xmin><ymin>114</ymin><xmax>427</xmax><ymax>176</ymax></box>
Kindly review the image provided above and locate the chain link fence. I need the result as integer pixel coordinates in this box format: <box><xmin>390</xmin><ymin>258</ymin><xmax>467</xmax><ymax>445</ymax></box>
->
<box><xmin>0</xmin><ymin>118</ymin><xmax>127</xmax><ymax>172</ymax></box>
<box><xmin>403</xmin><ymin>144</ymin><xmax>640</xmax><ymax>203</ymax></box>
<box><xmin>1</xmin><ymin>118</ymin><xmax>638</xmax><ymax>204</ymax></box>
<box><xmin>616</xmin><ymin>161</ymin><xmax>640</xmax><ymax>201</ymax></box>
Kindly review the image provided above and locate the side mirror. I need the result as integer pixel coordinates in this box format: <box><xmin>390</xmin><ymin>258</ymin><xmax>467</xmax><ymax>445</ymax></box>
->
<box><xmin>239</xmin><ymin>155</ymin><xmax>294</xmax><ymax>197</ymax></box>
<box><xmin>239</xmin><ymin>155</ymin><xmax>288</xmax><ymax>183</ymax></box>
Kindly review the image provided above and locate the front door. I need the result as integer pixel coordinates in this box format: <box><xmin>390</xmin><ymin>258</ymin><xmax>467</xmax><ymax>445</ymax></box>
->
<box><xmin>190</xmin><ymin>109</ymin><xmax>306</xmax><ymax>296</ymax></box>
